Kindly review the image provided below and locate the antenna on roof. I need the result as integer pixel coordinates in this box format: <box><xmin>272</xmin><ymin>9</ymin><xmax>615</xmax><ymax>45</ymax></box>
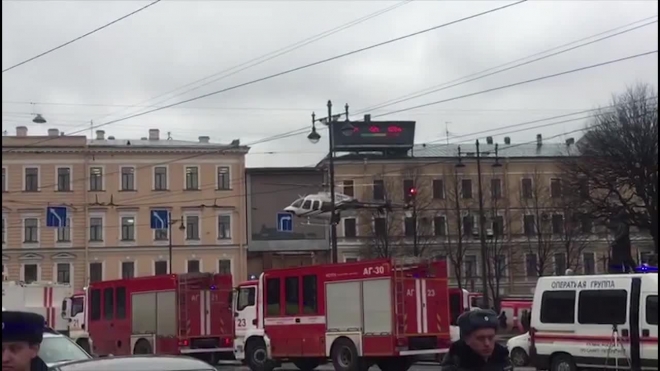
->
<box><xmin>167</xmin><ymin>131</ymin><xmax>172</xmax><ymax>140</ymax></box>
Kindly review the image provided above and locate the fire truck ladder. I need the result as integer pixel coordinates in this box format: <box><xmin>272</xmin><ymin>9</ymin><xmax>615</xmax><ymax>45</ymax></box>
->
<box><xmin>393</xmin><ymin>258</ymin><xmax>407</xmax><ymax>337</ymax></box>
<box><xmin>177</xmin><ymin>272</ymin><xmax>214</xmax><ymax>339</ymax></box>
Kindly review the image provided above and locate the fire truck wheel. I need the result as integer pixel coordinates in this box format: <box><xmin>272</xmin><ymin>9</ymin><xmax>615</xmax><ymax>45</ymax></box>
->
<box><xmin>133</xmin><ymin>339</ymin><xmax>153</xmax><ymax>355</ymax></box>
<box><xmin>330</xmin><ymin>337</ymin><xmax>359</xmax><ymax>371</ymax></box>
<box><xmin>246</xmin><ymin>340</ymin><xmax>274</xmax><ymax>371</ymax></box>
<box><xmin>292</xmin><ymin>358</ymin><xmax>321</xmax><ymax>371</ymax></box>
<box><xmin>76</xmin><ymin>339</ymin><xmax>91</xmax><ymax>354</ymax></box>
<box><xmin>376</xmin><ymin>356</ymin><xmax>412</xmax><ymax>371</ymax></box>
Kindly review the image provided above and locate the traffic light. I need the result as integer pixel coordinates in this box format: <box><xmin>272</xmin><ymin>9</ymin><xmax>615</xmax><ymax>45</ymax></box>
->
<box><xmin>405</xmin><ymin>187</ymin><xmax>417</xmax><ymax>208</ymax></box>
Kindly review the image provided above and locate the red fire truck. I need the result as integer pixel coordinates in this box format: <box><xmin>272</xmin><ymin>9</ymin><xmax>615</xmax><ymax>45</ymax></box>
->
<box><xmin>87</xmin><ymin>272</ymin><xmax>233</xmax><ymax>364</ymax></box>
<box><xmin>232</xmin><ymin>258</ymin><xmax>451</xmax><ymax>371</ymax></box>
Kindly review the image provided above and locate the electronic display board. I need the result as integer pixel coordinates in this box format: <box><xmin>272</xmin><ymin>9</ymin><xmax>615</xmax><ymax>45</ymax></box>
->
<box><xmin>331</xmin><ymin>121</ymin><xmax>416</xmax><ymax>152</ymax></box>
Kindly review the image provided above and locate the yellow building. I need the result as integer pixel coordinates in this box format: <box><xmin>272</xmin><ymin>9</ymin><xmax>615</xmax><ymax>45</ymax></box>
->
<box><xmin>2</xmin><ymin>126</ymin><xmax>249</xmax><ymax>290</ymax></box>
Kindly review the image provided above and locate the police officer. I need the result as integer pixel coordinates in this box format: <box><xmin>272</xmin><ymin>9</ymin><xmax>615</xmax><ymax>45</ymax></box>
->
<box><xmin>440</xmin><ymin>309</ymin><xmax>512</xmax><ymax>371</ymax></box>
<box><xmin>2</xmin><ymin>311</ymin><xmax>49</xmax><ymax>371</ymax></box>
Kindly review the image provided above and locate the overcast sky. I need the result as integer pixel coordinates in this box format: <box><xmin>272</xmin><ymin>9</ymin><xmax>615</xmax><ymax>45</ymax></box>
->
<box><xmin>2</xmin><ymin>0</ymin><xmax>658</xmax><ymax>167</ymax></box>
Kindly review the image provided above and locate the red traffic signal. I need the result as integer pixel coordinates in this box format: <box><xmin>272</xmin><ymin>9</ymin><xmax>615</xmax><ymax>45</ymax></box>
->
<box><xmin>409</xmin><ymin>187</ymin><xmax>417</xmax><ymax>196</ymax></box>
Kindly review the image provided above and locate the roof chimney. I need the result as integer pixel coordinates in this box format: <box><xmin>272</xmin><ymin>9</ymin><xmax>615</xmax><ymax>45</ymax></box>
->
<box><xmin>504</xmin><ymin>136</ymin><xmax>511</xmax><ymax>145</ymax></box>
<box><xmin>536</xmin><ymin>134</ymin><xmax>542</xmax><ymax>146</ymax></box>
<box><xmin>486</xmin><ymin>136</ymin><xmax>493</xmax><ymax>145</ymax></box>
<box><xmin>364</xmin><ymin>114</ymin><xmax>371</xmax><ymax>122</ymax></box>
<box><xmin>148</xmin><ymin>129</ymin><xmax>159</xmax><ymax>140</ymax></box>
<box><xmin>198</xmin><ymin>136</ymin><xmax>210</xmax><ymax>143</ymax></box>
<box><xmin>96</xmin><ymin>130</ymin><xmax>105</xmax><ymax>140</ymax></box>
<box><xmin>140</xmin><ymin>137</ymin><xmax>147</xmax><ymax>141</ymax></box>
<box><xmin>108</xmin><ymin>136</ymin><xmax>115</xmax><ymax>140</ymax></box>
<box><xmin>16</xmin><ymin>126</ymin><xmax>28</xmax><ymax>137</ymax></box>
<box><xmin>565</xmin><ymin>137</ymin><xmax>575</xmax><ymax>146</ymax></box>
<box><xmin>48</xmin><ymin>128</ymin><xmax>59</xmax><ymax>137</ymax></box>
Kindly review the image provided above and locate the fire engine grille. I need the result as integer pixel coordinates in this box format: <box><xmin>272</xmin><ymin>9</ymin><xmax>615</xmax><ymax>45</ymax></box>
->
<box><xmin>190</xmin><ymin>337</ymin><xmax>220</xmax><ymax>349</ymax></box>
<box><xmin>407</xmin><ymin>336</ymin><xmax>438</xmax><ymax>351</ymax></box>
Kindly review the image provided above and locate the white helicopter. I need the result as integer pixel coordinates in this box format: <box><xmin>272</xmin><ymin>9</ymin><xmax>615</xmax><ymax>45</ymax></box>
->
<box><xmin>283</xmin><ymin>191</ymin><xmax>392</xmax><ymax>223</ymax></box>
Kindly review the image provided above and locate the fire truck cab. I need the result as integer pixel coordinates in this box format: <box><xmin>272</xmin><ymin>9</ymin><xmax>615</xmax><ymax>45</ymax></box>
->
<box><xmin>61</xmin><ymin>290</ymin><xmax>92</xmax><ymax>353</ymax></box>
<box><xmin>233</xmin><ymin>258</ymin><xmax>452</xmax><ymax>371</ymax></box>
<box><xmin>87</xmin><ymin>273</ymin><xmax>233</xmax><ymax>364</ymax></box>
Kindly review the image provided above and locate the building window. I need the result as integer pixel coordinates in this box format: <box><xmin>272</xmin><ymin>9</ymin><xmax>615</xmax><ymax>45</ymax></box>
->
<box><xmin>56</xmin><ymin>218</ymin><xmax>71</xmax><ymax>242</ymax></box>
<box><xmin>432</xmin><ymin>179</ymin><xmax>445</xmax><ymax>199</ymax></box>
<box><xmin>342</xmin><ymin>180</ymin><xmax>354</xmax><ymax>197</ymax></box>
<box><xmin>550</xmin><ymin>178</ymin><xmax>562</xmax><ymax>198</ymax></box>
<box><xmin>121</xmin><ymin>262</ymin><xmax>135</xmax><ymax>279</ymax></box>
<box><xmin>490</xmin><ymin>178</ymin><xmax>502</xmax><ymax>199</ymax></box>
<box><xmin>374</xmin><ymin>217</ymin><xmax>386</xmax><ymax>237</ymax></box>
<box><xmin>554</xmin><ymin>253</ymin><xmax>567</xmax><ymax>275</ymax></box>
<box><xmin>217</xmin><ymin>166</ymin><xmax>230</xmax><ymax>190</ymax></box>
<box><xmin>154</xmin><ymin>261</ymin><xmax>168</xmax><ymax>275</ymax></box>
<box><xmin>433</xmin><ymin>216</ymin><xmax>446</xmax><ymax>236</ymax></box>
<box><xmin>461</xmin><ymin>179</ymin><xmax>472</xmax><ymax>199</ymax></box>
<box><xmin>464</xmin><ymin>255</ymin><xmax>477</xmax><ymax>278</ymax></box>
<box><xmin>540</xmin><ymin>291</ymin><xmax>575</xmax><ymax>324</ymax></box>
<box><xmin>185</xmin><ymin>215</ymin><xmax>200</xmax><ymax>240</ymax></box>
<box><xmin>521</xmin><ymin>178</ymin><xmax>533</xmax><ymax>199</ymax></box>
<box><xmin>24</xmin><ymin>167</ymin><xmax>39</xmax><ymax>191</ymax></box>
<box><xmin>578</xmin><ymin>178</ymin><xmax>589</xmax><ymax>199</ymax></box>
<box><xmin>580</xmin><ymin>214</ymin><xmax>593</xmax><ymax>234</ymax></box>
<box><xmin>402</xmin><ymin>179</ymin><xmax>414</xmax><ymax>200</ymax></box>
<box><xmin>526</xmin><ymin>253</ymin><xmax>538</xmax><ymax>277</ymax></box>
<box><xmin>89</xmin><ymin>167</ymin><xmax>103</xmax><ymax>191</ymax></box>
<box><xmin>462</xmin><ymin>215</ymin><xmax>474</xmax><ymax>236</ymax></box>
<box><xmin>494</xmin><ymin>255</ymin><xmax>507</xmax><ymax>278</ymax></box>
<box><xmin>56</xmin><ymin>263</ymin><xmax>70</xmax><ymax>284</ymax></box>
<box><xmin>89</xmin><ymin>217</ymin><xmax>103</xmax><ymax>242</ymax></box>
<box><xmin>120</xmin><ymin>216</ymin><xmax>135</xmax><ymax>241</ymax></box>
<box><xmin>154</xmin><ymin>228</ymin><xmax>168</xmax><ymax>241</ymax></box>
<box><xmin>218</xmin><ymin>259</ymin><xmax>231</xmax><ymax>275</ymax></box>
<box><xmin>583</xmin><ymin>252</ymin><xmax>595</xmax><ymax>275</ymax></box>
<box><xmin>578</xmin><ymin>290</ymin><xmax>627</xmax><ymax>325</ymax></box>
<box><xmin>120</xmin><ymin>167</ymin><xmax>135</xmax><ymax>191</ymax></box>
<box><xmin>372</xmin><ymin>179</ymin><xmax>384</xmax><ymax>200</ymax></box>
<box><xmin>2</xmin><ymin>217</ymin><xmax>6</xmax><ymax>244</ymax></box>
<box><xmin>343</xmin><ymin>218</ymin><xmax>357</xmax><ymax>238</ymax></box>
<box><xmin>404</xmin><ymin>217</ymin><xmax>415</xmax><ymax>237</ymax></box>
<box><xmin>23</xmin><ymin>218</ymin><xmax>39</xmax><ymax>243</ymax></box>
<box><xmin>187</xmin><ymin>260</ymin><xmax>200</xmax><ymax>273</ymax></box>
<box><xmin>57</xmin><ymin>167</ymin><xmax>71</xmax><ymax>192</ymax></box>
<box><xmin>154</xmin><ymin>166</ymin><xmax>167</xmax><ymax>190</ymax></box>
<box><xmin>2</xmin><ymin>167</ymin><xmax>6</xmax><ymax>192</ymax></box>
<box><xmin>89</xmin><ymin>262</ymin><xmax>103</xmax><ymax>283</ymax></box>
<box><xmin>23</xmin><ymin>264</ymin><xmax>38</xmax><ymax>283</ymax></box>
<box><xmin>552</xmin><ymin>214</ymin><xmax>564</xmax><ymax>235</ymax></box>
<box><xmin>640</xmin><ymin>251</ymin><xmax>654</xmax><ymax>264</ymax></box>
<box><xmin>492</xmin><ymin>215</ymin><xmax>504</xmax><ymax>236</ymax></box>
<box><xmin>217</xmin><ymin>214</ymin><xmax>231</xmax><ymax>240</ymax></box>
<box><xmin>344</xmin><ymin>256</ymin><xmax>359</xmax><ymax>263</ymax></box>
<box><xmin>185</xmin><ymin>166</ymin><xmax>199</xmax><ymax>190</ymax></box>
<box><xmin>523</xmin><ymin>215</ymin><xmax>535</xmax><ymax>236</ymax></box>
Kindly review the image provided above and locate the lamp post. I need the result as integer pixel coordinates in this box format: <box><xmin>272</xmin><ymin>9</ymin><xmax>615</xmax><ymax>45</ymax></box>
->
<box><xmin>308</xmin><ymin>101</ymin><xmax>348</xmax><ymax>264</ymax></box>
<box><xmin>168</xmin><ymin>212</ymin><xmax>186</xmax><ymax>274</ymax></box>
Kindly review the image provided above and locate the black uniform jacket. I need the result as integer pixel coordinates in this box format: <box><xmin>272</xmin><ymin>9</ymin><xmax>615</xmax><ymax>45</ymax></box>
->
<box><xmin>440</xmin><ymin>340</ymin><xmax>513</xmax><ymax>371</ymax></box>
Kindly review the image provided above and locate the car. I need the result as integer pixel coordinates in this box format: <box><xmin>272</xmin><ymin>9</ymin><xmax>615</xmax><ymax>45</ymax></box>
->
<box><xmin>39</xmin><ymin>328</ymin><xmax>93</xmax><ymax>367</ymax></box>
<box><xmin>47</xmin><ymin>355</ymin><xmax>217</xmax><ymax>371</ymax></box>
<box><xmin>506</xmin><ymin>332</ymin><xmax>530</xmax><ymax>367</ymax></box>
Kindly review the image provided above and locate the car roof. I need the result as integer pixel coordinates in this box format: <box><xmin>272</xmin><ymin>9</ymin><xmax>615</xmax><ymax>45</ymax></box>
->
<box><xmin>51</xmin><ymin>355</ymin><xmax>216</xmax><ymax>371</ymax></box>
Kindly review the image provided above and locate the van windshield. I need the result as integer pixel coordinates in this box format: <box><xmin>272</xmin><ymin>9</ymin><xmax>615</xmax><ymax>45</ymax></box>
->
<box><xmin>71</xmin><ymin>297</ymin><xmax>84</xmax><ymax>317</ymax></box>
<box><xmin>237</xmin><ymin>287</ymin><xmax>256</xmax><ymax>311</ymax></box>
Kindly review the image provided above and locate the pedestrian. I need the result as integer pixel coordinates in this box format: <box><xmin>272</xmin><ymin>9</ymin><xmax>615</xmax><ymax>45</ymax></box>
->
<box><xmin>2</xmin><ymin>311</ymin><xmax>49</xmax><ymax>371</ymax></box>
<box><xmin>498</xmin><ymin>311</ymin><xmax>507</xmax><ymax>330</ymax></box>
<box><xmin>440</xmin><ymin>309</ymin><xmax>512</xmax><ymax>371</ymax></box>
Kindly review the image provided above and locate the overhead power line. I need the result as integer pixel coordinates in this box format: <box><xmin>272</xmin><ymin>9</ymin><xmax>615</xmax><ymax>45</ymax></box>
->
<box><xmin>2</xmin><ymin>0</ymin><xmax>527</xmax><ymax>152</ymax></box>
<box><xmin>2</xmin><ymin>0</ymin><xmax>161</xmax><ymax>73</ymax></box>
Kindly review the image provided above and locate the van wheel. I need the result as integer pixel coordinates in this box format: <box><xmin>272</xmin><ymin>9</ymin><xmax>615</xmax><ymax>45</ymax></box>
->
<box><xmin>133</xmin><ymin>339</ymin><xmax>152</xmax><ymax>355</ymax></box>
<box><xmin>510</xmin><ymin>347</ymin><xmax>529</xmax><ymax>367</ymax></box>
<box><xmin>293</xmin><ymin>358</ymin><xmax>321</xmax><ymax>371</ymax></box>
<box><xmin>246</xmin><ymin>341</ymin><xmax>275</xmax><ymax>371</ymax></box>
<box><xmin>331</xmin><ymin>338</ymin><xmax>359</xmax><ymax>371</ymax></box>
<box><xmin>550</xmin><ymin>353</ymin><xmax>577</xmax><ymax>371</ymax></box>
<box><xmin>377</xmin><ymin>356</ymin><xmax>412</xmax><ymax>371</ymax></box>
<box><xmin>76</xmin><ymin>339</ymin><xmax>91</xmax><ymax>354</ymax></box>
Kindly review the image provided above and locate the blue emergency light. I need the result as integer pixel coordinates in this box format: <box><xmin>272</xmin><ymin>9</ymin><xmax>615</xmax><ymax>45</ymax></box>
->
<box><xmin>634</xmin><ymin>263</ymin><xmax>658</xmax><ymax>273</ymax></box>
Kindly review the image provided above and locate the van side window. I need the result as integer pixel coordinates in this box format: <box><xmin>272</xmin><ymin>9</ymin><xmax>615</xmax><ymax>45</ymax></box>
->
<box><xmin>578</xmin><ymin>290</ymin><xmax>627</xmax><ymax>325</ymax></box>
<box><xmin>103</xmin><ymin>288</ymin><xmax>114</xmax><ymax>320</ymax></box>
<box><xmin>285</xmin><ymin>276</ymin><xmax>300</xmax><ymax>316</ymax></box>
<box><xmin>265</xmin><ymin>278</ymin><xmax>281</xmax><ymax>316</ymax></box>
<box><xmin>540</xmin><ymin>291</ymin><xmax>575</xmax><ymax>324</ymax></box>
<box><xmin>302</xmin><ymin>274</ymin><xmax>318</xmax><ymax>314</ymax></box>
<box><xmin>90</xmin><ymin>289</ymin><xmax>101</xmax><ymax>321</ymax></box>
<box><xmin>116</xmin><ymin>287</ymin><xmax>127</xmax><ymax>319</ymax></box>
<box><xmin>647</xmin><ymin>295</ymin><xmax>658</xmax><ymax>325</ymax></box>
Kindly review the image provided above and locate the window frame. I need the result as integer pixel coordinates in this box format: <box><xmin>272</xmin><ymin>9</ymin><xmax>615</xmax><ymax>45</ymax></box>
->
<box><xmin>184</xmin><ymin>165</ymin><xmax>200</xmax><ymax>190</ymax></box>
<box><xmin>540</xmin><ymin>290</ymin><xmax>576</xmax><ymax>324</ymax></box>
<box><xmin>120</xmin><ymin>261</ymin><xmax>136</xmax><ymax>279</ymax></box>
<box><xmin>89</xmin><ymin>262</ymin><xmax>104</xmax><ymax>283</ymax></box>
<box><xmin>89</xmin><ymin>166</ymin><xmax>104</xmax><ymax>191</ymax></box>
<box><xmin>119</xmin><ymin>215</ymin><xmax>136</xmax><ymax>241</ymax></box>
<box><xmin>432</xmin><ymin>179</ymin><xmax>445</xmax><ymax>200</ymax></box>
<box><xmin>119</xmin><ymin>166</ymin><xmax>136</xmax><ymax>191</ymax></box>
<box><xmin>23</xmin><ymin>166</ymin><xmax>40</xmax><ymax>192</ymax></box>
<box><xmin>23</xmin><ymin>217</ymin><xmax>39</xmax><ymax>243</ymax></box>
<box><xmin>216</xmin><ymin>165</ymin><xmax>231</xmax><ymax>190</ymax></box>
<box><xmin>217</xmin><ymin>213</ymin><xmax>232</xmax><ymax>240</ymax></box>
<box><xmin>153</xmin><ymin>165</ymin><xmax>168</xmax><ymax>191</ymax></box>
<box><xmin>55</xmin><ymin>166</ymin><xmax>72</xmax><ymax>192</ymax></box>
<box><xmin>342</xmin><ymin>218</ymin><xmax>357</xmax><ymax>238</ymax></box>
<box><xmin>186</xmin><ymin>259</ymin><xmax>201</xmax><ymax>273</ymax></box>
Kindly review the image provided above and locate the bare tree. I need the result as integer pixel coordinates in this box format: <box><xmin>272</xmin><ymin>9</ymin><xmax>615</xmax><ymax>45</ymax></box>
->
<box><xmin>441</xmin><ymin>168</ymin><xmax>473</xmax><ymax>290</ymax></box>
<box><xmin>553</xmin><ymin>177</ymin><xmax>593</xmax><ymax>271</ymax></box>
<box><xmin>563</xmin><ymin>84</ymin><xmax>658</xmax><ymax>256</ymax></box>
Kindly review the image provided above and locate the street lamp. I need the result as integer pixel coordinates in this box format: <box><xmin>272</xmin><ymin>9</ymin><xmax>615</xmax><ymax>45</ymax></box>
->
<box><xmin>308</xmin><ymin>101</ymin><xmax>348</xmax><ymax>264</ymax></box>
<box><xmin>168</xmin><ymin>214</ymin><xmax>185</xmax><ymax>274</ymax></box>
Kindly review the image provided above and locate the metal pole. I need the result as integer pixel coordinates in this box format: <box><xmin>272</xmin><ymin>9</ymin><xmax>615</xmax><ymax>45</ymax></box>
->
<box><xmin>327</xmin><ymin>100</ymin><xmax>339</xmax><ymax>264</ymax></box>
<box><xmin>412</xmin><ymin>199</ymin><xmax>418</xmax><ymax>256</ymax></box>
<box><xmin>168</xmin><ymin>212</ymin><xmax>173</xmax><ymax>274</ymax></box>
<box><xmin>476</xmin><ymin>140</ymin><xmax>490</xmax><ymax>308</ymax></box>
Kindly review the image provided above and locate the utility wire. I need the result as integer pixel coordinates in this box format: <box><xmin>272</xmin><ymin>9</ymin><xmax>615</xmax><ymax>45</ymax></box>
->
<box><xmin>2</xmin><ymin>0</ymin><xmax>161</xmax><ymax>73</ymax></box>
<box><xmin>353</xmin><ymin>16</ymin><xmax>658</xmax><ymax>116</ymax></box>
<box><xmin>2</xmin><ymin>0</ymin><xmax>527</xmax><ymax>152</ymax></box>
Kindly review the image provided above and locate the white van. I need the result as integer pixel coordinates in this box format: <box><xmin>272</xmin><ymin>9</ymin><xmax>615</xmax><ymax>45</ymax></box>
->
<box><xmin>529</xmin><ymin>273</ymin><xmax>657</xmax><ymax>371</ymax></box>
